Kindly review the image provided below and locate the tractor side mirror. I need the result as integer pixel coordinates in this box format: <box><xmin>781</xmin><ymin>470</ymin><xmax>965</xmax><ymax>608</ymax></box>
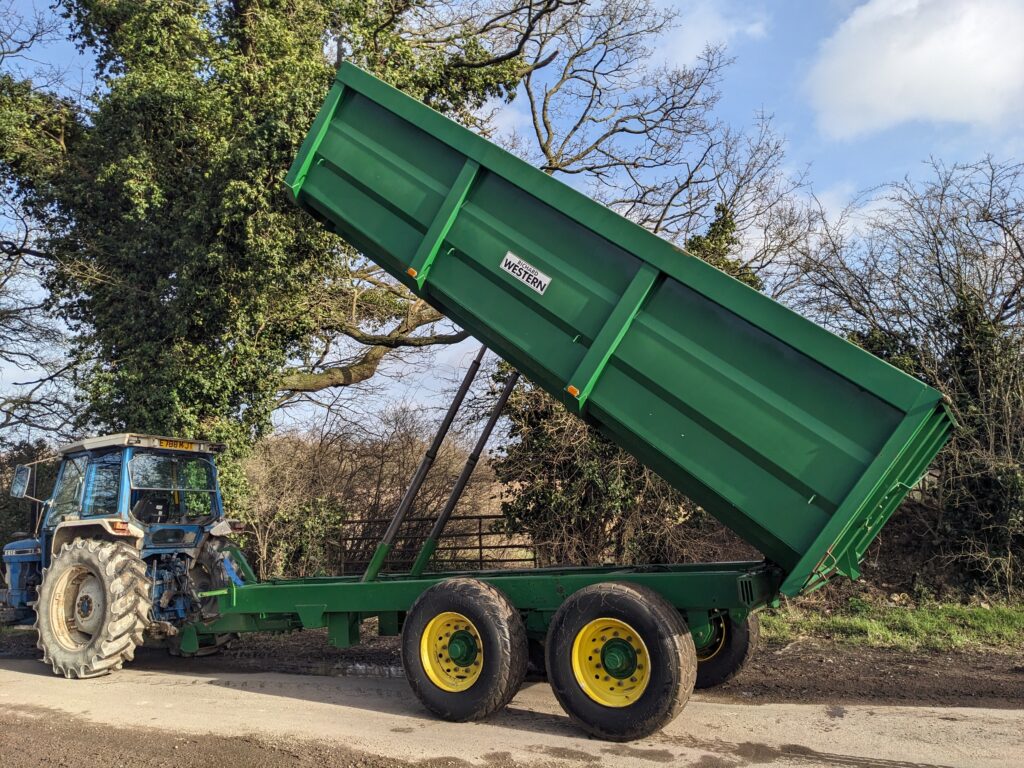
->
<box><xmin>9</xmin><ymin>465</ymin><xmax>31</xmax><ymax>499</ymax></box>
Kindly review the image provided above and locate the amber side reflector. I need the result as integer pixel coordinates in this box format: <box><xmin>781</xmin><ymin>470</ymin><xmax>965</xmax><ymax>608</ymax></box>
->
<box><xmin>567</xmin><ymin>385</ymin><xmax>580</xmax><ymax>398</ymax></box>
<box><xmin>406</xmin><ymin>267</ymin><xmax>418</xmax><ymax>278</ymax></box>
<box><xmin>110</xmin><ymin>521</ymin><xmax>131</xmax><ymax>535</ymax></box>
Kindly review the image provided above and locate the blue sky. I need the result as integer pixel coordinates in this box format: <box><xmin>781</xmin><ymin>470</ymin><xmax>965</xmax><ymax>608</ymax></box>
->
<box><xmin>7</xmin><ymin>0</ymin><xmax>1024</xmax><ymax>415</ymax></box>
<box><xmin>672</xmin><ymin>0</ymin><xmax>1024</xmax><ymax>209</ymax></box>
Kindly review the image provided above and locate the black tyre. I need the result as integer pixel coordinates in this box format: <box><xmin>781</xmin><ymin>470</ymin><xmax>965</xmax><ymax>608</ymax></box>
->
<box><xmin>545</xmin><ymin>582</ymin><xmax>696</xmax><ymax>741</ymax></box>
<box><xmin>402</xmin><ymin>578</ymin><xmax>528</xmax><ymax>722</ymax></box>
<box><xmin>168</xmin><ymin>536</ymin><xmax>239</xmax><ymax>657</ymax></box>
<box><xmin>35</xmin><ymin>539</ymin><xmax>152</xmax><ymax>679</ymax></box>
<box><xmin>694</xmin><ymin>612</ymin><xmax>759</xmax><ymax>689</ymax></box>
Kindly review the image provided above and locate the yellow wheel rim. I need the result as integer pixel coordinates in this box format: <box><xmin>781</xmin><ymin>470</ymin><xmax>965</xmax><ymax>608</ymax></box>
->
<box><xmin>571</xmin><ymin>618</ymin><xmax>650</xmax><ymax>707</ymax></box>
<box><xmin>696</xmin><ymin>616</ymin><xmax>728</xmax><ymax>662</ymax></box>
<box><xmin>420</xmin><ymin>611</ymin><xmax>484</xmax><ymax>692</ymax></box>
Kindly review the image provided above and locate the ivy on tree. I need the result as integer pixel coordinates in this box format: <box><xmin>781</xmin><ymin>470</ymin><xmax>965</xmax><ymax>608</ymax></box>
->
<box><xmin>0</xmin><ymin>1</ymin><xmax>555</xmax><ymax>460</ymax></box>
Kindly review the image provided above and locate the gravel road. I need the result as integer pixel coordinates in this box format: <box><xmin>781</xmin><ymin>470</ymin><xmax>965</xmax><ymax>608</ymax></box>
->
<box><xmin>0</xmin><ymin>626</ymin><xmax>1022</xmax><ymax>768</ymax></box>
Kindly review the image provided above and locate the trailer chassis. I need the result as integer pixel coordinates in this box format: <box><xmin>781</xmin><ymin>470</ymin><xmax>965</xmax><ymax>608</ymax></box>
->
<box><xmin>189</xmin><ymin>348</ymin><xmax>784</xmax><ymax>740</ymax></box>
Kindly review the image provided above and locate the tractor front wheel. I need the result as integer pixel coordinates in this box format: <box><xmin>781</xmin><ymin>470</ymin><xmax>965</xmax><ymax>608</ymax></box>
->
<box><xmin>35</xmin><ymin>539</ymin><xmax>151</xmax><ymax>679</ymax></box>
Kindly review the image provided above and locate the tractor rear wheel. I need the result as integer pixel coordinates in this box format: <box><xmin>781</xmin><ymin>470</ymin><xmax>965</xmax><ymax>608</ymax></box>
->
<box><xmin>545</xmin><ymin>582</ymin><xmax>696</xmax><ymax>741</ymax></box>
<box><xmin>694</xmin><ymin>613</ymin><xmax>760</xmax><ymax>689</ymax></box>
<box><xmin>402</xmin><ymin>578</ymin><xmax>527</xmax><ymax>722</ymax></box>
<box><xmin>35</xmin><ymin>539</ymin><xmax>151</xmax><ymax>679</ymax></box>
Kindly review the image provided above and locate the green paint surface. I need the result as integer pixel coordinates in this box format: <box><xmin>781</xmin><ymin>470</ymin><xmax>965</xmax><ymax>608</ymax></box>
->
<box><xmin>284</xmin><ymin>63</ymin><xmax>954</xmax><ymax>597</ymax></box>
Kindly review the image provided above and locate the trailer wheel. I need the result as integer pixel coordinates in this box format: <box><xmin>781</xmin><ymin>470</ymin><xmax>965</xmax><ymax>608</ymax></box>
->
<box><xmin>694</xmin><ymin>612</ymin><xmax>759</xmax><ymax>689</ymax></box>
<box><xmin>545</xmin><ymin>582</ymin><xmax>696</xmax><ymax>741</ymax></box>
<box><xmin>402</xmin><ymin>578</ymin><xmax>527</xmax><ymax>722</ymax></box>
<box><xmin>35</xmin><ymin>539</ymin><xmax>151</xmax><ymax>679</ymax></box>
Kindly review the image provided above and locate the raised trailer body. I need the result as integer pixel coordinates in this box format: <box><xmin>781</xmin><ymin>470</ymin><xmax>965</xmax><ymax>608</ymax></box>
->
<box><xmin>282</xmin><ymin>63</ymin><xmax>951</xmax><ymax>594</ymax></box>
<box><xmin>195</xmin><ymin>64</ymin><xmax>954</xmax><ymax>740</ymax></box>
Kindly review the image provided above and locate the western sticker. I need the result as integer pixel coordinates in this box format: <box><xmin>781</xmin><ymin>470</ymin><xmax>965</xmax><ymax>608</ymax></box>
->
<box><xmin>500</xmin><ymin>252</ymin><xmax>550</xmax><ymax>295</ymax></box>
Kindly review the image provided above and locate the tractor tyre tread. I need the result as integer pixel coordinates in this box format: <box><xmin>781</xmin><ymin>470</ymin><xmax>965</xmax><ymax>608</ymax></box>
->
<box><xmin>34</xmin><ymin>539</ymin><xmax>151</xmax><ymax>679</ymax></box>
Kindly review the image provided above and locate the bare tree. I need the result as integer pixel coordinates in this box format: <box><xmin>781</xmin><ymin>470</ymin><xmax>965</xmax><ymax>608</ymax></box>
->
<box><xmin>0</xmin><ymin>0</ymin><xmax>59</xmax><ymax>63</ymax></box>
<box><xmin>797</xmin><ymin>157</ymin><xmax>1024</xmax><ymax>597</ymax></box>
<box><xmin>242</xmin><ymin>408</ymin><xmax>505</xmax><ymax>579</ymax></box>
<box><xmin>504</xmin><ymin>0</ymin><xmax>809</xmax><ymax>294</ymax></box>
<box><xmin>0</xmin><ymin>6</ymin><xmax>73</xmax><ymax>444</ymax></box>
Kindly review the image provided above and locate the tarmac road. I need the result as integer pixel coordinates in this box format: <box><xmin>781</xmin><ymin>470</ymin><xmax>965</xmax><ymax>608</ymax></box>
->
<box><xmin>0</xmin><ymin>654</ymin><xmax>1021</xmax><ymax>768</ymax></box>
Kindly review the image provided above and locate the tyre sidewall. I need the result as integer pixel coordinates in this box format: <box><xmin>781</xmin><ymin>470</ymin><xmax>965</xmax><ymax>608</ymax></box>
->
<box><xmin>546</xmin><ymin>584</ymin><xmax>695</xmax><ymax>741</ymax></box>
<box><xmin>694</xmin><ymin>612</ymin><xmax>759</xmax><ymax>689</ymax></box>
<box><xmin>402</xmin><ymin>579</ymin><xmax>525</xmax><ymax>721</ymax></box>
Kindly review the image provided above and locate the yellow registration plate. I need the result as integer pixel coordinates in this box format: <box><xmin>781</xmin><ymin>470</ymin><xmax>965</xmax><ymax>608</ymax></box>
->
<box><xmin>159</xmin><ymin>439</ymin><xmax>196</xmax><ymax>451</ymax></box>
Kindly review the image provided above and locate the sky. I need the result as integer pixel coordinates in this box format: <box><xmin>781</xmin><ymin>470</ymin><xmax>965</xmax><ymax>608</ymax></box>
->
<box><xmin>6</xmin><ymin>0</ymin><xmax>1024</xmax><ymax>415</ymax></box>
<box><xmin>663</xmin><ymin>0</ymin><xmax>1024</xmax><ymax>209</ymax></box>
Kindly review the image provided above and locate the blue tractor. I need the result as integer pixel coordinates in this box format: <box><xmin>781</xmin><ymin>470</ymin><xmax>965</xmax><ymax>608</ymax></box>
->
<box><xmin>0</xmin><ymin>433</ymin><xmax>253</xmax><ymax>677</ymax></box>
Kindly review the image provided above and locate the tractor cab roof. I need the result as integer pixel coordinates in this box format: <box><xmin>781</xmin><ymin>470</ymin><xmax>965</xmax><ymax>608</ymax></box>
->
<box><xmin>57</xmin><ymin>433</ymin><xmax>226</xmax><ymax>456</ymax></box>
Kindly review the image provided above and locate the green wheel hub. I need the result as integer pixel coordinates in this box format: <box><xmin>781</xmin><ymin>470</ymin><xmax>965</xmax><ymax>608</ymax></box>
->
<box><xmin>600</xmin><ymin>637</ymin><xmax>638</xmax><ymax>679</ymax></box>
<box><xmin>447</xmin><ymin>629</ymin><xmax>479</xmax><ymax>668</ymax></box>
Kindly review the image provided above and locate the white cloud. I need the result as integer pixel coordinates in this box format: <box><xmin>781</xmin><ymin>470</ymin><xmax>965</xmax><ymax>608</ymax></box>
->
<box><xmin>807</xmin><ymin>0</ymin><xmax>1024</xmax><ymax>140</ymax></box>
<box><xmin>660</xmin><ymin>1</ymin><xmax>769</xmax><ymax>66</ymax></box>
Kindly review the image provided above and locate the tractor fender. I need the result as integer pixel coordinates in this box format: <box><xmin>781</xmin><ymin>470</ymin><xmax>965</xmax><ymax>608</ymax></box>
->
<box><xmin>50</xmin><ymin>519</ymin><xmax>144</xmax><ymax>555</ymax></box>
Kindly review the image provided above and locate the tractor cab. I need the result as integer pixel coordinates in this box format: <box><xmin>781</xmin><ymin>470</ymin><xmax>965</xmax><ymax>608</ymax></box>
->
<box><xmin>1</xmin><ymin>434</ymin><xmax>244</xmax><ymax>633</ymax></box>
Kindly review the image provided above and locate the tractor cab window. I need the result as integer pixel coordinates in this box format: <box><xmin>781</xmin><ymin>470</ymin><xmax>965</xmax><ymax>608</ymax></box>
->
<box><xmin>46</xmin><ymin>455</ymin><xmax>87</xmax><ymax>526</ymax></box>
<box><xmin>83</xmin><ymin>452</ymin><xmax>122</xmax><ymax>517</ymax></box>
<box><xmin>128</xmin><ymin>452</ymin><xmax>217</xmax><ymax>525</ymax></box>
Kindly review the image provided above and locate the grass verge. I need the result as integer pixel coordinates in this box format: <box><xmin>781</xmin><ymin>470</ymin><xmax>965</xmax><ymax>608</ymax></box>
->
<box><xmin>761</xmin><ymin>598</ymin><xmax>1024</xmax><ymax>653</ymax></box>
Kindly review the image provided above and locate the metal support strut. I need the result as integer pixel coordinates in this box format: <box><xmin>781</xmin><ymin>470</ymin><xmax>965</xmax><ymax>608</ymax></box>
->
<box><xmin>410</xmin><ymin>370</ymin><xmax>520</xmax><ymax>577</ymax></box>
<box><xmin>361</xmin><ymin>345</ymin><xmax>487</xmax><ymax>582</ymax></box>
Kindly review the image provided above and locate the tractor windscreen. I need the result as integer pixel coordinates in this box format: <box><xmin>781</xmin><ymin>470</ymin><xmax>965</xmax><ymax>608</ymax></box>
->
<box><xmin>128</xmin><ymin>453</ymin><xmax>218</xmax><ymax>525</ymax></box>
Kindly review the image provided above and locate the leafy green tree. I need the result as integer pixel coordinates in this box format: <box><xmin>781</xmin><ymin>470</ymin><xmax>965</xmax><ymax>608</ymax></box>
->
<box><xmin>0</xmin><ymin>1</ymin><xmax>564</xmax><ymax>463</ymax></box>
<box><xmin>492</xmin><ymin>375</ymin><xmax>691</xmax><ymax>566</ymax></box>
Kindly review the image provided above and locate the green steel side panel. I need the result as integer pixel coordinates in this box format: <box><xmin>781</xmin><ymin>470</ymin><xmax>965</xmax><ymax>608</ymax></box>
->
<box><xmin>286</xmin><ymin>64</ymin><xmax>954</xmax><ymax>595</ymax></box>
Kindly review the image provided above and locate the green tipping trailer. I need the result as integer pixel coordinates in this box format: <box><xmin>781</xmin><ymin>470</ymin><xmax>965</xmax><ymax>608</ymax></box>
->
<box><xmin>197</xmin><ymin>63</ymin><xmax>953</xmax><ymax>741</ymax></box>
